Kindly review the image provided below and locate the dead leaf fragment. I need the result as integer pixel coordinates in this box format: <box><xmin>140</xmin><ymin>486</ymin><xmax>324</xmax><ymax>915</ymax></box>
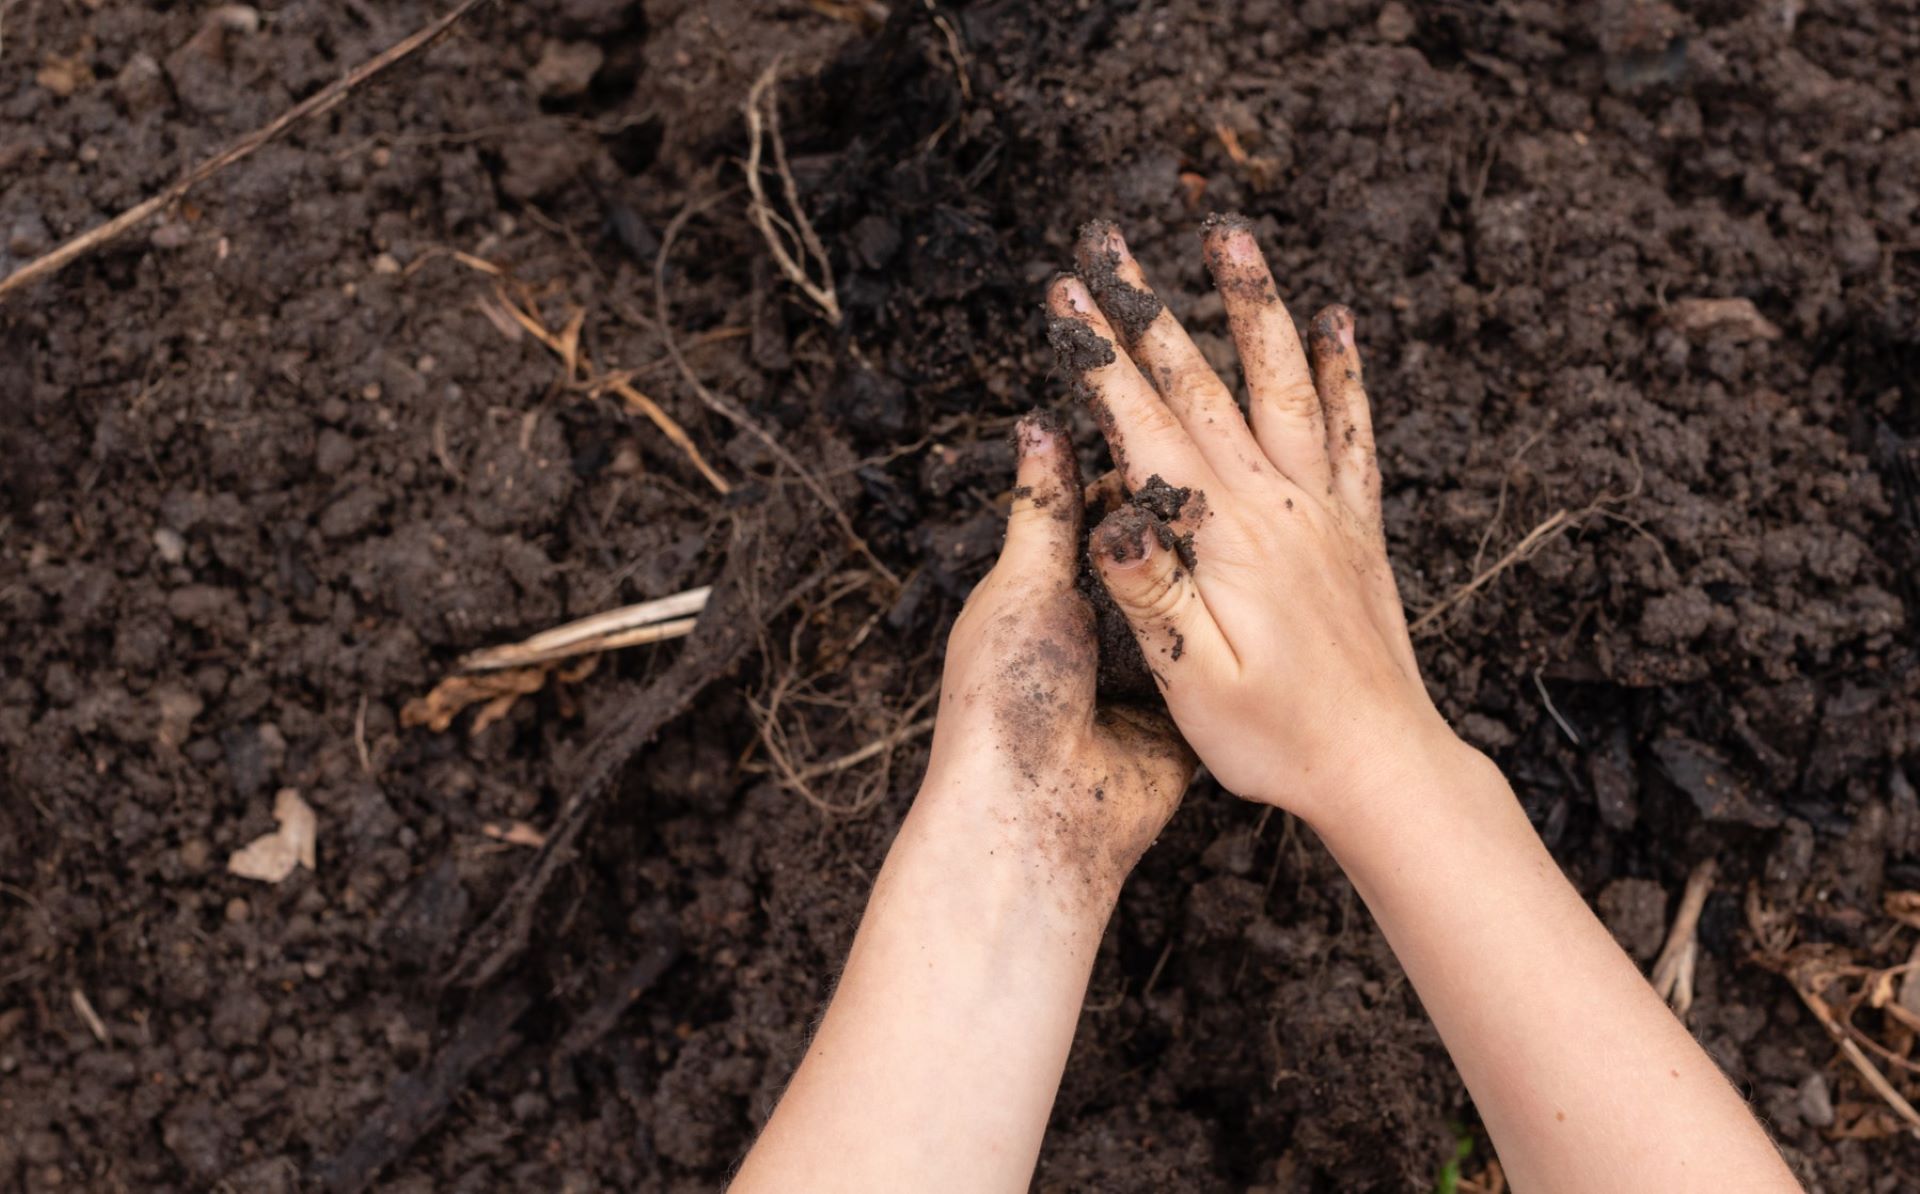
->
<box><xmin>1666</xmin><ymin>297</ymin><xmax>1783</xmax><ymax>342</ymax></box>
<box><xmin>227</xmin><ymin>788</ymin><xmax>318</xmax><ymax>883</ymax></box>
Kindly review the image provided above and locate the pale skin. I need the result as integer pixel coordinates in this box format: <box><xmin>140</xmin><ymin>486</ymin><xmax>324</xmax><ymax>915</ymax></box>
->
<box><xmin>731</xmin><ymin>220</ymin><xmax>1801</xmax><ymax>1193</ymax></box>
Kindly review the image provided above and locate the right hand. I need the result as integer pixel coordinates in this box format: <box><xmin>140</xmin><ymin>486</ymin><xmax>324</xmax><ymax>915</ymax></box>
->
<box><xmin>1048</xmin><ymin>218</ymin><xmax>1475</xmax><ymax>826</ymax></box>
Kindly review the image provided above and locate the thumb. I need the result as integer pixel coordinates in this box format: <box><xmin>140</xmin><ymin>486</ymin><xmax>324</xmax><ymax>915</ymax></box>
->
<box><xmin>1091</xmin><ymin>506</ymin><xmax>1232</xmax><ymax>687</ymax></box>
<box><xmin>995</xmin><ymin>409</ymin><xmax>1082</xmax><ymax>587</ymax></box>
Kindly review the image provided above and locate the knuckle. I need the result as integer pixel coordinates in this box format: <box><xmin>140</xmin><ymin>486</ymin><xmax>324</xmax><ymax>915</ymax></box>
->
<box><xmin>1166</xmin><ymin>358</ymin><xmax>1224</xmax><ymax>399</ymax></box>
<box><xmin>1128</xmin><ymin>397</ymin><xmax>1185</xmax><ymax>440</ymax></box>
<box><xmin>1122</xmin><ymin>564</ymin><xmax>1188</xmax><ymax>623</ymax></box>
<box><xmin>1268</xmin><ymin>377</ymin><xmax>1322</xmax><ymax>418</ymax></box>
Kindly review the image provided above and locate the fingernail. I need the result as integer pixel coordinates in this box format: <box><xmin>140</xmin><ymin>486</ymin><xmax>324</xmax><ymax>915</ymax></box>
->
<box><xmin>1310</xmin><ymin>306</ymin><xmax>1353</xmax><ymax>356</ymax></box>
<box><xmin>1015</xmin><ymin>412</ymin><xmax>1059</xmax><ymax>456</ymax></box>
<box><xmin>1077</xmin><ymin>217</ymin><xmax>1122</xmax><ymax>253</ymax></box>
<box><xmin>1093</xmin><ymin>508</ymin><xmax>1155</xmax><ymax>569</ymax></box>
<box><xmin>1200</xmin><ymin>211</ymin><xmax>1256</xmax><ymax>244</ymax></box>
<box><xmin>1059</xmin><ymin>278</ymin><xmax>1090</xmax><ymax>316</ymax></box>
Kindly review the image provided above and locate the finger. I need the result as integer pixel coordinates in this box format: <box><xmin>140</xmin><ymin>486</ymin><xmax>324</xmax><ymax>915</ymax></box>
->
<box><xmin>1200</xmin><ymin>215</ymin><xmax>1331</xmax><ymax>495</ymax></box>
<box><xmin>1090</xmin><ymin>505</ymin><xmax>1235</xmax><ymax>689</ymax></box>
<box><xmin>1075</xmin><ymin>221</ymin><xmax>1264</xmax><ymax>480</ymax></box>
<box><xmin>997</xmin><ymin>409</ymin><xmax>1083</xmax><ymax>586</ymax></box>
<box><xmin>1047</xmin><ymin>275</ymin><xmax>1215</xmax><ymax>495</ymax></box>
<box><xmin>1306</xmin><ymin>305</ymin><xmax>1381</xmax><ymax>538</ymax></box>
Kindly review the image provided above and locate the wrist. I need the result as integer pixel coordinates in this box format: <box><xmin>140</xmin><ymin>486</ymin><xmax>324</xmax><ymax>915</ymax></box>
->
<box><xmin>1307</xmin><ymin>730</ymin><xmax>1517</xmax><ymax>882</ymax></box>
<box><xmin>904</xmin><ymin>763</ymin><xmax>1127</xmax><ymax>933</ymax></box>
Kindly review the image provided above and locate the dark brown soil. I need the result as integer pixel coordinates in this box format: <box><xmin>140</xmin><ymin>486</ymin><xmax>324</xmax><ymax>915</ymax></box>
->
<box><xmin>4</xmin><ymin>2</ymin><xmax>1919</xmax><ymax>1191</ymax></box>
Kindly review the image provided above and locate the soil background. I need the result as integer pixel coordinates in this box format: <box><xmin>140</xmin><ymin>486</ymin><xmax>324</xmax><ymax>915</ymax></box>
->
<box><xmin>4</xmin><ymin>1</ymin><xmax>1920</xmax><ymax>1190</ymax></box>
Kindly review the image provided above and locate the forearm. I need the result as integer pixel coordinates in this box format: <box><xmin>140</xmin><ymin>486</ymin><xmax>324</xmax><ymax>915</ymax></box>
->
<box><xmin>732</xmin><ymin>775</ymin><xmax>1111</xmax><ymax>1193</ymax></box>
<box><xmin>1315</xmin><ymin>734</ymin><xmax>1798</xmax><ymax>1193</ymax></box>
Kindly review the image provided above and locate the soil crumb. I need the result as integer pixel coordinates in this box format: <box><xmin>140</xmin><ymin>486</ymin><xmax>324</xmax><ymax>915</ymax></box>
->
<box><xmin>1130</xmin><ymin>475</ymin><xmax>1198</xmax><ymax>569</ymax></box>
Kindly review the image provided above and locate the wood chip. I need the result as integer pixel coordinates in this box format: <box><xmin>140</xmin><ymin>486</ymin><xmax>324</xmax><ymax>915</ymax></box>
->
<box><xmin>1666</xmin><ymin>297</ymin><xmax>1782</xmax><ymax>342</ymax></box>
<box><xmin>227</xmin><ymin>788</ymin><xmax>318</xmax><ymax>883</ymax></box>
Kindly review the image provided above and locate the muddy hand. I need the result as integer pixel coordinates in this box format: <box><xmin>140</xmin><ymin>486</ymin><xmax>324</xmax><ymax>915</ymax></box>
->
<box><xmin>926</xmin><ymin>411</ymin><xmax>1195</xmax><ymax>907</ymax></box>
<box><xmin>1048</xmin><ymin>218</ymin><xmax>1453</xmax><ymax>826</ymax></box>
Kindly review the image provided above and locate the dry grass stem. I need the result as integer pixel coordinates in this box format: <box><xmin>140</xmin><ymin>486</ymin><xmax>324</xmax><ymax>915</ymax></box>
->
<box><xmin>71</xmin><ymin>989</ymin><xmax>110</xmax><ymax>1045</ymax></box>
<box><xmin>1410</xmin><ymin>508</ymin><xmax>1571</xmax><ymax>637</ymax></box>
<box><xmin>459</xmin><ymin>586</ymin><xmax>711</xmax><ymax>671</ymax></box>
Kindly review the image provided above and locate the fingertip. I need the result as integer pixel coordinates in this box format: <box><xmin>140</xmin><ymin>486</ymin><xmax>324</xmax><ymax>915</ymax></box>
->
<box><xmin>1075</xmin><ymin>218</ymin><xmax>1126</xmax><ymax>269</ymax></box>
<box><xmin>1200</xmin><ymin>212</ymin><xmax>1261</xmax><ymax>263</ymax></box>
<box><xmin>1015</xmin><ymin>408</ymin><xmax>1067</xmax><ymax>459</ymax></box>
<box><xmin>1047</xmin><ymin>272</ymin><xmax>1097</xmax><ymax>317</ymax></box>
<box><xmin>1308</xmin><ymin>304</ymin><xmax>1356</xmax><ymax>354</ymax></box>
<box><xmin>1308</xmin><ymin>306</ymin><xmax>1362</xmax><ymax>389</ymax></box>
<box><xmin>1091</xmin><ymin>505</ymin><xmax>1158</xmax><ymax>573</ymax></box>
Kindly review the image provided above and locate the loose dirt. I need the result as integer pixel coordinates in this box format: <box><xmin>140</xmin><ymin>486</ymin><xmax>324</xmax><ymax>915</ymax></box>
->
<box><xmin>3</xmin><ymin>2</ymin><xmax>1917</xmax><ymax>1190</ymax></box>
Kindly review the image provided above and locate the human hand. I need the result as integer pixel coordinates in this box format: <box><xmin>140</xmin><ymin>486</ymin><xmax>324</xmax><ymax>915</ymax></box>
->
<box><xmin>922</xmin><ymin>411</ymin><xmax>1194</xmax><ymax>910</ymax></box>
<box><xmin>1046</xmin><ymin>218</ymin><xmax>1472</xmax><ymax>826</ymax></box>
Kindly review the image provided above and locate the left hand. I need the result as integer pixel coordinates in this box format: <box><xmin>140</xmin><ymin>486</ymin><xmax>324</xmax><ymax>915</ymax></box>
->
<box><xmin>920</xmin><ymin>411</ymin><xmax>1195</xmax><ymax>913</ymax></box>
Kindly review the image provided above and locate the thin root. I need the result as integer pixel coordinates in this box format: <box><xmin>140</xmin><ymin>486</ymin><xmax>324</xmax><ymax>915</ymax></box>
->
<box><xmin>744</xmin><ymin>58</ymin><xmax>842</xmax><ymax>324</ymax></box>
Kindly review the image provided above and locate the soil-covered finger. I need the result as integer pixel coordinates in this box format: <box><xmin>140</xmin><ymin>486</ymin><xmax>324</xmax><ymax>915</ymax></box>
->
<box><xmin>1003</xmin><ymin>408</ymin><xmax>1084</xmax><ymax>578</ymax></box>
<box><xmin>1046</xmin><ymin>274</ymin><xmax>1215</xmax><ymax>495</ymax></box>
<box><xmin>1307</xmin><ymin>303</ymin><xmax>1381</xmax><ymax>536</ymax></box>
<box><xmin>1201</xmin><ymin>213</ymin><xmax>1330</xmax><ymax>493</ymax></box>
<box><xmin>1074</xmin><ymin>219</ymin><xmax>1165</xmax><ymax>346</ymax></box>
<box><xmin>1077</xmin><ymin>220</ymin><xmax>1263</xmax><ymax>478</ymax></box>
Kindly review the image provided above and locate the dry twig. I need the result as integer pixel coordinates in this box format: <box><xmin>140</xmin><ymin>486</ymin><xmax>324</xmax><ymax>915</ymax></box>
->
<box><xmin>0</xmin><ymin>0</ymin><xmax>492</xmax><ymax>302</ymax></box>
<box><xmin>458</xmin><ymin>264</ymin><xmax>734</xmax><ymax>495</ymax></box>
